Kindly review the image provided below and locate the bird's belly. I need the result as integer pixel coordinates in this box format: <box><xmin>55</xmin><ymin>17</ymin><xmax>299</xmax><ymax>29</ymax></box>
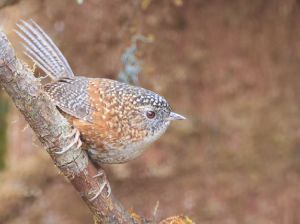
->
<box><xmin>87</xmin><ymin>139</ymin><xmax>153</xmax><ymax>164</ymax></box>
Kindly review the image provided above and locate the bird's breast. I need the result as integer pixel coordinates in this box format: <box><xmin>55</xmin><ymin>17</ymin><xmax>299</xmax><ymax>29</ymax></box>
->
<box><xmin>87</xmin><ymin>138</ymin><xmax>152</xmax><ymax>164</ymax></box>
<box><xmin>85</xmin><ymin>121</ymin><xmax>170</xmax><ymax>164</ymax></box>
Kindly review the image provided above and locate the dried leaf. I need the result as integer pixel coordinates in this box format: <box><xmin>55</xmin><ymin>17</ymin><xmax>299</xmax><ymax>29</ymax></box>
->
<box><xmin>185</xmin><ymin>216</ymin><xmax>195</xmax><ymax>224</ymax></box>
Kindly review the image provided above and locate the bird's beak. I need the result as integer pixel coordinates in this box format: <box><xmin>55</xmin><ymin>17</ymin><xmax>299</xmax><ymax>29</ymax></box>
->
<box><xmin>165</xmin><ymin>112</ymin><xmax>186</xmax><ymax>121</ymax></box>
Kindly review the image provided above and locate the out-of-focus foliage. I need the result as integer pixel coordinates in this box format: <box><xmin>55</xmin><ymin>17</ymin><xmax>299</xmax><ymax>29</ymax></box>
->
<box><xmin>0</xmin><ymin>0</ymin><xmax>19</xmax><ymax>9</ymax></box>
<box><xmin>172</xmin><ymin>0</ymin><xmax>183</xmax><ymax>7</ymax></box>
<box><xmin>141</xmin><ymin>0</ymin><xmax>152</xmax><ymax>10</ymax></box>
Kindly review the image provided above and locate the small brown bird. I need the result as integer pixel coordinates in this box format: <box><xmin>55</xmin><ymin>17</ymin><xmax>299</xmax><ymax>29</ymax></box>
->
<box><xmin>16</xmin><ymin>20</ymin><xmax>185</xmax><ymax>200</ymax></box>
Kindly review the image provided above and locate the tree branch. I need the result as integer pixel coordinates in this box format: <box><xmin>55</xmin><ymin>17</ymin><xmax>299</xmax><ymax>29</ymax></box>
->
<box><xmin>0</xmin><ymin>27</ymin><xmax>137</xmax><ymax>224</ymax></box>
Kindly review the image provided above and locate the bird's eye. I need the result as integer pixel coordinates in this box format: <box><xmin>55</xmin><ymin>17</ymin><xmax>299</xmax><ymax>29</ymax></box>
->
<box><xmin>146</xmin><ymin>111</ymin><xmax>155</xmax><ymax>119</ymax></box>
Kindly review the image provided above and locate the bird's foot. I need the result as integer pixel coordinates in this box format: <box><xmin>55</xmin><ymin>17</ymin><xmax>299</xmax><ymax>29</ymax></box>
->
<box><xmin>89</xmin><ymin>170</ymin><xmax>111</xmax><ymax>201</ymax></box>
<box><xmin>56</xmin><ymin>128</ymin><xmax>82</xmax><ymax>154</ymax></box>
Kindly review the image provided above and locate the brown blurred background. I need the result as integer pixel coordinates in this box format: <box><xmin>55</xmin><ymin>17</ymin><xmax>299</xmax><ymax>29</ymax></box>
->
<box><xmin>1</xmin><ymin>0</ymin><xmax>300</xmax><ymax>223</ymax></box>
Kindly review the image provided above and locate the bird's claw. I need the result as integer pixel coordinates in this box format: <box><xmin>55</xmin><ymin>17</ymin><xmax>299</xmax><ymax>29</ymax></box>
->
<box><xmin>89</xmin><ymin>170</ymin><xmax>111</xmax><ymax>201</ymax></box>
<box><xmin>56</xmin><ymin>128</ymin><xmax>82</xmax><ymax>154</ymax></box>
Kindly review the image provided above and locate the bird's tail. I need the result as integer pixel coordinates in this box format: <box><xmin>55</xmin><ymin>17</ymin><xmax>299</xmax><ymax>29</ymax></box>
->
<box><xmin>15</xmin><ymin>20</ymin><xmax>74</xmax><ymax>80</ymax></box>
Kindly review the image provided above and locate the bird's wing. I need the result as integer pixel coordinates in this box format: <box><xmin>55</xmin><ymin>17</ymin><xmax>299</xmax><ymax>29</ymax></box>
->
<box><xmin>15</xmin><ymin>21</ymin><xmax>93</xmax><ymax>122</ymax></box>
<box><xmin>15</xmin><ymin>20</ymin><xmax>74</xmax><ymax>80</ymax></box>
<box><xmin>44</xmin><ymin>76</ymin><xmax>94</xmax><ymax>123</ymax></box>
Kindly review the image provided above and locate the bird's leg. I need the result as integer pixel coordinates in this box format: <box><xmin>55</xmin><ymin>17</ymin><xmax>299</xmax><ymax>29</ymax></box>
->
<box><xmin>56</xmin><ymin>128</ymin><xmax>82</xmax><ymax>154</ymax></box>
<box><xmin>89</xmin><ymin>170</ymin><xmax>111</xmax><ymax>201</ymax></box>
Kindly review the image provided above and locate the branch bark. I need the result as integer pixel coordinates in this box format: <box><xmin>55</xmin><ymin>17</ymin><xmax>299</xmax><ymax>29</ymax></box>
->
<box><xmin>0</xmin><ymin>27</ymin><xmax>138</xmax><ymax>224</ymax></box>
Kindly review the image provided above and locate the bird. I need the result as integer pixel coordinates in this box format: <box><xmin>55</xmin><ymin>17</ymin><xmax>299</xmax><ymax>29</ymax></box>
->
<box><xmin>15</xmin><ymin>20</ymin><xmax>186</xmax><ymax>200</ymax></box>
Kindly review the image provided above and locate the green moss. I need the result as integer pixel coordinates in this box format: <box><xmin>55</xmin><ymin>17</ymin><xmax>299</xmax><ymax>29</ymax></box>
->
<box><xmin>0</xmin><ymin>97</ymin><xmax>8</xmax><ymax>170</ymax></box>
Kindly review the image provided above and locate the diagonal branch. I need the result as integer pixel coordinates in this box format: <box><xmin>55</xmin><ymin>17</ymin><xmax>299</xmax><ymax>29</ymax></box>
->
<box><xmin>0</xmin><ymin>27</ymin><xmax>137</xmax><ymax>224</ymax></box>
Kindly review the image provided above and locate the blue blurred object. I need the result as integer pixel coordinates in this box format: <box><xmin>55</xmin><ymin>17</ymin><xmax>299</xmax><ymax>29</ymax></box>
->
<box><xmin>118</xmin><ymin>34</ymin><xmax>152</xmax><ymax>86</ymax></box>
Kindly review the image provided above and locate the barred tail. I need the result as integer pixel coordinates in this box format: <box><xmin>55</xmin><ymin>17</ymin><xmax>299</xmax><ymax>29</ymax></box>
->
<box><xmin>15</xmin><ymin>20</ymin><xmax>74</xmax><ymax>80</ymax></box>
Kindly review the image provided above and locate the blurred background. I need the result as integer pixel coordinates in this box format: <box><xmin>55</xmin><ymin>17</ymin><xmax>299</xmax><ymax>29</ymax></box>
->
<box><xmin>1</xmin><ymin>0</ymin><xmax>300</xmax><ymax>223</ymax></box>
